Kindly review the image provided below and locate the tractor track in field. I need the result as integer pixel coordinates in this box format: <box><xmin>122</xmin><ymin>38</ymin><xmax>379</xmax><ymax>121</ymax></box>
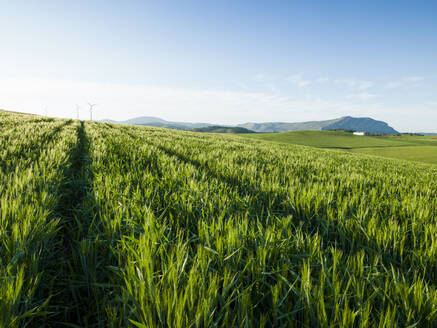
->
<box><xmin>46</xmin><ymin>121</ymin><xmax>100</xmax><ymax>327</ymax></box>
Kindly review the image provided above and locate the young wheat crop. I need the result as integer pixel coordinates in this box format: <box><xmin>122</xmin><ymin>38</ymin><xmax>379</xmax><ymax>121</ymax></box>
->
<box><xmin>0</xmin><ymin>112</ymin><xmax>436</xmax><ymax>327</ymax></box>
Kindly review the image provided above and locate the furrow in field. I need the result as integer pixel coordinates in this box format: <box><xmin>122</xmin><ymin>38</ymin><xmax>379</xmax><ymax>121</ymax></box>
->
<box><xmin>43</xmin><ymin>121</ymin><xmax>100</xmax><ymax>326</ymax></box>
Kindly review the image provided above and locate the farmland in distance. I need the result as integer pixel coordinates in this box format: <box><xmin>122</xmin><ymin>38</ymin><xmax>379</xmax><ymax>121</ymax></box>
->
<box><xmin>1</xmin><ymin>111</ymin><xmax>437</xmax><ymax>327</ymax></box>
<box><xmin>244</xmin><ymin>130</ymin><xmax>437</xmax><ymax>165</ymax></box>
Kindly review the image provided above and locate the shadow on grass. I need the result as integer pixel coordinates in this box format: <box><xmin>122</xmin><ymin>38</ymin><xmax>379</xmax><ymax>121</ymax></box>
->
<box><xmin>73</xmin><ymin>125</ymin><xmax>436</xmax><ymax>326</ymax></box>
<box><xmin>44</xmin><ymin>121</ymin><xmax>101</xmax><ymax>326</ymax></box>
<box><xmin>142</xmin><ymin>138</ymin><xmax>436</xmax><ymax>286</ymax></box>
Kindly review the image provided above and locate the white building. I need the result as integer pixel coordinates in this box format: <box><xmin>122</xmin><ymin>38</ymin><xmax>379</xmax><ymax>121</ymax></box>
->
<box><xmin>353</xmin><ymin>131</ymin><xmax>366</xmax><ymax>136</ymax></box>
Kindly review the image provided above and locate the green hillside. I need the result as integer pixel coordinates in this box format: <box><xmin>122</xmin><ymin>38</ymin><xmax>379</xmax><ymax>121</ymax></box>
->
<box><xmin>1</xmin><ymin>111</ymin><xmax>437</xmax><ymax>327</ymax></box>
<box><xmin>192</xmin><ymin>125</ymin><xmax>256</xmax><ymax>133</ymax></box>
<box><xmin>351</xmin><ymin>146</ymin><xmax>437</xmax><ymax>163</ymax></box>
<box><xmin>245</xmin><ymin>130</ymin><xmax>437</xmax><ymax>164</ymax></box>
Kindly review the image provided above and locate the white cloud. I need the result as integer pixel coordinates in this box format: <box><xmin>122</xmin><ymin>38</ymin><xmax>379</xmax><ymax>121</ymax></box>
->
<box><xmin>333</xmin><ymin>79</ymin><xmax>357</xmax><ymax>88</ymax></box>
<box><xmin>286</xmin><ymin>74</ymin><xmax>311</xmax><ymax>88</ymax></box>
<box><xmin>358</xmin><ymin>81</ymin><xmax>374</xmax><ymax>90</ymax></box>
<box><xmin>385</xmin><ymin>76</ymin><xmax>425</xmax><ymax>89</ymax></box>
<box><xmin>403</xmin><ymin>76</ymin><xmax>425</xmax><ymax>83</ymax></box>
<box><xmin>252</xmin><ymin>73</ymin><xmax>280</xmax><ymax>92</ymax></box>
<box><xmin>347</xmin><ymin>93</ymin><xmax>380</xmax><ymax>100</ymax></box>
<box><xmin>0</xmin><ymin>76</ymin><xmax>435</xmax><ymax>131</ymax></box>
<box><xmin>0</xmin><ymin>76</ymin><xmax>383</xmax><ymax>124</ymax></box>
<box><xmin>315</xmin><ymin>77</ymin><xmax>329</xmax><ymax>83</ymax></box>
<box><xmin>385</xmin><ymin>81</ymin><xmax>402</xmax><ymax>89</ymax></box>
<box><xmin>236</xmin><ymin>82</ymin><xmax>249</xmax><ymax>91</ymax></box>
<box><xmin>264</xmin><ymin>83</ymin><xmax>278</xmax><ymax>93</ymax></box>
<box><xmin>252</xmin><ymin>73</ymin><xmax>266</xmax><ymax>82</ymax></box>
<box><xmin>333</xmin><ymin>78</ymin><xmax>373</xmax><ymax>90</ymax></box>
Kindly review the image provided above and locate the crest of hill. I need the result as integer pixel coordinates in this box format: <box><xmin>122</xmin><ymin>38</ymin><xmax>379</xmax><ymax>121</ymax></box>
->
<box><xmin>238</xmin><ymin>116</ymin><xmax>400</xmax><ymax>134</ymax></box>
<box><xmin>101</xmin><ymin>116</ymin><xmax>213</xmax><ymax>130</ymax></box>
<box><xmin>192</xmin><ymin>126</ymin><xmax>256</xmax><ymax>133</ymax></box>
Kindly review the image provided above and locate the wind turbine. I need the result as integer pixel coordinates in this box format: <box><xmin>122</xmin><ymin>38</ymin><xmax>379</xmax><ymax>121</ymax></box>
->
<box><xmin>88</xmin><ymin>103</ymin><xmax>97</xmax><ymax>121</ymax></box>
<box><xmin>76</xmin><ymin>104</ymin><xmax>80</xmax><ymax>120</ymax></box>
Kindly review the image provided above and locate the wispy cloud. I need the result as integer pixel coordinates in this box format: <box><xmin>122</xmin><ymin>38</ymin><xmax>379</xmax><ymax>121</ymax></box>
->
<box><xmin>252</xmin><ymin>73</ymin><xmax>266</xmax><ymax>82</ymax></box>
<box><xmin>236</xmin><ymin>82</ymin><xmax>249</xmax><ymax>91</ymax></box>
<box><xmin>385</xmin><ymin>76</ymin><xmax>425</xmax><ymax>89</ymax></box>
<box><xmin>252</xmin><ymin>73</ymin><xmax>280</xmax><ymax>92</ymax></box>
<box><xmin>358</xmin><ymin>81</ymin><xmax>374</xmax><ymax>90</ymax></box>
<box><xmin>404</xmin><ymin>76</ymin><xmax>425</xmax><ymax>83</ymax></box>
<box><xmin>315</xmin><ymin>77</ymin><xmax>329</xmax><ymax>83</ymax></box>
<box><xmin>333</xmin><ymin>79</ymin><xmax>373</xmax><ymax>90</ymax></box>
<box><xmin>385</xmin><ymin>81</ymin><xmax>402</xmax><ymax>89</ymax></box>
<box><xmin>264</xmin><ymin>83</ymin><xmax>278</xmax><ymax>93</ymax></box>
<box><xmin>256</xmin><ymin>74</ymin><xmax>375</xmax><ymax>91</ymax></box>
<box><xmin>347</xmin><ymin>93</ymin><xmax>379</xmax><ymax>100</ymax></box>
<box><xmin>0</xmin><ymin>76</ymin><xmax>394</xmax><ymax>125</ymax></box>
<box><xmin>4</xmin><ymin>76</ymin><xmax>434</xmax><ymax>131</ymax></box>
<box><xmin>286</xmin><ymin>74</ymin><xmax>311</xmax><ymax>88</ymax></box>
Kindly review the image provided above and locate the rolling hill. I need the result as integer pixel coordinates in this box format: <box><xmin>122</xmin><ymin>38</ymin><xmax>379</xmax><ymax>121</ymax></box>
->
<box><xmin>102</xmin><ymin>115</ymin><xmax>400</xmax><ymax>135</ymax></box>
<box><xmin>101</xmin><ymin>116</ymin><xmax>213</xmax><ymax>130</ymax></box>
<box><xmin>244</xmin><ymin>130</ymin><xmax>437</xmax><ymax>164</ymax></box>
<box><xmin>238</xmin><ymin>116</ymin><xmax>400</xmax><ymax>134</ymax></box>
<box><xmin>192</xmin><ymin>126</ymin><xmax>256</xmax><ymax>133</ymax></box>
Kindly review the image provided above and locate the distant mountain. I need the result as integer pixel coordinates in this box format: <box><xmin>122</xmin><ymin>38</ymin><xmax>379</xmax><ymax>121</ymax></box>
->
<box><xmin>238</xmin><ymin>117</ymin><xmax>343</xmax><ymax>133</ymax></box>
<box><xmin>101</xmin><ymin>116</ymin><xmax>213</xmax><ymax>130</ymax></box>
<box><xmin>192</xmin><ymin>126</ymin><xmax>256</xmax><ymax>133</ymax></box>
<box><xmin>238</xmin><ymin>116</ymin><xmax>400</xmax><ymax>135</ymax></box>
<box><xmin>123</xmin><ymin>116</ymin><xmax>167</xmax><ymax>125</ymax></box>
<box><xmin>101</xmin><ymin>115</ymin><xmax>400</xmax><ymax>135</ymax></box>
<box><xmin>100</xmin><ymin>119</ymin><xmax>118</xmax><ymax>123</ymax></box>
<box><xmin>321</xmin><ymin>116</ymin><xmax>399</xmax><ymax>134</ymax></box>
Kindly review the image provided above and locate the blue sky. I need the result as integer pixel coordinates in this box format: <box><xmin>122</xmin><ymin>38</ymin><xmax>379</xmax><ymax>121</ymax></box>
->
<box><xmin>0</xmin><ymin>1</ymin><xmax>436</xmax><ymax>131</ymax></box>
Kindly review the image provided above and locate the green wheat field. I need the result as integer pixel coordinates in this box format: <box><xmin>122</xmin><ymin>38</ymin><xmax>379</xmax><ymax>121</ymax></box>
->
<box><xmin>244</xmin><ymin>130</ymin><xmax>437</xmax><ymax>165</ymax></box>
<box><xmin>1</xmin><ymin>110</ymin><xmax>437</xmax><ymax>327</ymax></box>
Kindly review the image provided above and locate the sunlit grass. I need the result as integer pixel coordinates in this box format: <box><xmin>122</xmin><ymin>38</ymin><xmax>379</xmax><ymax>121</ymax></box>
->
<box><xmin>243</xmin><ymin>130</ymin><xmax>437</xmax><ymax>164</ymax></box>
<box><xmin>1</xmin><ymin>112</ymin><xmax>436</xmax><ymax>327</ymax></box>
